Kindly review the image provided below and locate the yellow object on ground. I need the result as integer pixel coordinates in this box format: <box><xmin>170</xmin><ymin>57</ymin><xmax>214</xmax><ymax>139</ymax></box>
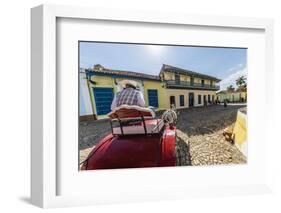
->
<box><xmin>232</xmin><ymin>109</ymin><xmax>247</xmax><ymax>156</ymax></box>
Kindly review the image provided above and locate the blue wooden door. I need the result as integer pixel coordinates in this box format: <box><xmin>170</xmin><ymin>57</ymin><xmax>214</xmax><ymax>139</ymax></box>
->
<box><xmin>180</xmin><ymin>95</ymin><xmax>185</xmax><ymax>106</ymax></box>
<box><xmin>93</xmin><ymin>88</ymin><xmax>114</xmax><ymax>115</ymax></box>
<box><xmin>147</xmin><ymin>89</ymin><xmax>159</xmax><ymax>107</ymax></box>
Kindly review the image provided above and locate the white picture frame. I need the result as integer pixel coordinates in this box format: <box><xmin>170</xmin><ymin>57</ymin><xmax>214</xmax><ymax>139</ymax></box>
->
<box><xmin>31</xmin><ymin>4</ymin><xmax>274</xmax><ymax>208</ymax></box>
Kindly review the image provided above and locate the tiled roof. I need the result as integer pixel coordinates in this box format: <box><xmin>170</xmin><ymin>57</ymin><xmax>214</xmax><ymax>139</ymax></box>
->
<box><xmin>86</xmin><ymin>64</ymin><xmax>221</xmax><ymax>82</ymax></box>
<box><xmin>86</xmin><ymin>65</ymin><xmax>161</xmax><ymax>81</ymax></box>
<box><xmin>161</xmin><ymin>64</ymin><xmax>221</xmax><ymax>82</ymax></box>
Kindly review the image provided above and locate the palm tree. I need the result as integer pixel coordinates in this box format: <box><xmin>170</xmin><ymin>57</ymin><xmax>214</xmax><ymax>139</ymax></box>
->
<box><xmin>236</xmin><ymin>76</ymin><xmax>247</xmax><ymax>89</ymax></box>
<box><xmin>227</xmin><ymin>85</ymin><xmax>235</xmax><ymax>92</ymax></box>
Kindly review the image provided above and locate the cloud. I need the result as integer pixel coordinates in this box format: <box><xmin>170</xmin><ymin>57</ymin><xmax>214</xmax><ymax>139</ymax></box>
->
<box><xmin>219</xmin><ymin>67</ymin><xmax>247</xmax><ymax>91</ymax></box>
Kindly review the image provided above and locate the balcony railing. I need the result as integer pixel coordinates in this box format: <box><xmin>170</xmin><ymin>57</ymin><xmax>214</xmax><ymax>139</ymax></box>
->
<box><xmin>165</xmin><ymin>80</ymin><xmax>220</xmax><ymax>90</ymax></box>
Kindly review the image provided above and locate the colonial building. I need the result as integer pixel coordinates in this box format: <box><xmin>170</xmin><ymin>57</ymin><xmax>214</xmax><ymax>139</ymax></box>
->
<box><xmin>216</xmin><ymin>90</ymin><xmax>247</xmax><ymax>103</ymax></box>
<box><xmin>160</xmin><ymin>64</ymin><xmax>220</xmax><ymax>109</ymax></box>
<box><xmin>82</xmin><ymin>64</ymin><xmax>221</xmax><ymax>119</ymax></box>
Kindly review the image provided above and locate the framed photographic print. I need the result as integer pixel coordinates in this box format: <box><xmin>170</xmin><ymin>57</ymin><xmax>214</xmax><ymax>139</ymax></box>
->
<box><xmin>31</xmin><ymin>4</ymin><xmax>274</xmax><ymax>208</ymax></box>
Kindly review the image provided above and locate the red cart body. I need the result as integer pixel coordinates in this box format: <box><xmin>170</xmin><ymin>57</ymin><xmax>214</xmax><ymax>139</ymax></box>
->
<box><xmin>81</xmin><ymin>105</ymin><xmax>177</xmax><ymax>170</ymax></box>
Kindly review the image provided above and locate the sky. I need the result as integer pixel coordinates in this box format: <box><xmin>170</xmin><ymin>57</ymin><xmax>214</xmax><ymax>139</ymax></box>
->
<box><xmin>80</xmin><ymin>42</ymin><xmax>247</xmax><ymax>90</ymax></box>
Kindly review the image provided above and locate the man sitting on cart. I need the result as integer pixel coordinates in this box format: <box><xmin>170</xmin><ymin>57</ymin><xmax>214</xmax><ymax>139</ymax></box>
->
<box><xmin>111</xmin><ymin>80</ymin><xmax>145</xmax><ymax>111</ymax></box>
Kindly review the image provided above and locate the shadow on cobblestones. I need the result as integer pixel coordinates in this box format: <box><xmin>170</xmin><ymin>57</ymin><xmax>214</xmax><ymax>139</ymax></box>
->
<box><xmin>79</xmin><ymin>110</ymin><xmax>165</xmax><ymax>151</ymax></box>
<box><xmin>174</xmin><ymin>104</ymin><xmax>247</xmax><ymax>166</ymax></box>
<box><xmin>79</xmin><ymin>104</ymin><xmax>247</xmax><ymax>165</ymax></box>
<box><xmin>176</xmin><ymin>105</ymin><xmax>243</xmax><ymax>137</ymax></box>
<box><xmin>79</xmin><ymin>119</ymin><xmax>111</xmax><ymax>150</ymax></box>
<box><xmin>176</xmin><ymin>137</ymin><xmax>191</xmax><ymax>166</ymax></box>
<box><xmin>79</xmin><ymin>105</ymin><xmax>243</xmax><ymax>150</ymax></box>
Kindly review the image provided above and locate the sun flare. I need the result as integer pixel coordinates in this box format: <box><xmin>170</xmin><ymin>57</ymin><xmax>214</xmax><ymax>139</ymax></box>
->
<box><xmin>146</xmin><ymin>45</ymin><xmax>164</xmax><ymax>55</ymax></box>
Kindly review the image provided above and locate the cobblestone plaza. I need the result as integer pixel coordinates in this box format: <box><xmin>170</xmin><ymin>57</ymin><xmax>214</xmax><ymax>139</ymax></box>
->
<box><xmin>79</xmin><ymin>104</ymin><xmax>246</xmax><ymax>166</ymax></box>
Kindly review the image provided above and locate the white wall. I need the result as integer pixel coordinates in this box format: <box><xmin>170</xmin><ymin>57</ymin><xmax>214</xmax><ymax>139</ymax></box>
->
<box><xmin>79</xmin><ymin>71</ymin><xmax>93</xmax><ymax>116</ymax></box>
<box><xmin>1</xmin><ymin>0</ymin><xmax>281</xmax><ymax>213</ymax></box>
<box><xmin>166</xmin><ymin>89</ymin><xmax>217</xmax><ymax>108</ymax></box>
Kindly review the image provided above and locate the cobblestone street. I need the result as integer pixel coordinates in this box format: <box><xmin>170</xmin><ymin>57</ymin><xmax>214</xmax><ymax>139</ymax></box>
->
<box><xmin>79</xmin><ymin>104</ymin><xmax>247</xmax><ymax>165</ymax></box>
<box><xmin>79</xmin><ymin>119</ymin><xmax>112</xmax><ymax>163</ymax></box>
<box><xmin>176</xmin><ymin>104</ymin><xmax>247</xmax><ymax>166</ymax></box>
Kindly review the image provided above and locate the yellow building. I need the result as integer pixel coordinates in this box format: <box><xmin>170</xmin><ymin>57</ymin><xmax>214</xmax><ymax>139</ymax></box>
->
<box><xmin>160</xmin><ymin>64</ymin><xmax>220</xmax><ymax>109</ymax></box>
<box><xmin>232</xmin><ymin>108</ymin><xmax>247</xmax><ymax>156</ymax></box>
<box><xmin>84</xmin><ymin>64</ymin><xmax>221</xmax><ymax>119</ymax></box>
<box><xmin>216</xmin><ymin>90</ymin><xmax>247</xmax><ymax>103</ymax></box>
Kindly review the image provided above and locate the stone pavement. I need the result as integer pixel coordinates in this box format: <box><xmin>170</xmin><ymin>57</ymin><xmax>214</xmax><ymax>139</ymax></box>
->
<box><xmin>176</xmin><ymin>105</ymin><xmax>246</xmax><ymax>166</ymax></box>
<box><xmin>187</xmin><ymin>129</ymin><xmax>246</xmax><ymax>165</ymax></box>
<box><xmin>79</xmin><ymin>119</ymin><xmax>112</xmax><ymax>163</ymax></box>
<box><xmin>79</xmin><ymin>104</ymin><xmax>247</xmax><ymax>166</ymax></box>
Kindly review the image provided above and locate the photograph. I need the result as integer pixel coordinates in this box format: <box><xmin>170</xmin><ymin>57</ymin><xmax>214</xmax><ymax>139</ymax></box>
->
<box><xmin>79</xmin><ymin>41</ymin><xmax>247</xmax><ymax>170</ymax></box>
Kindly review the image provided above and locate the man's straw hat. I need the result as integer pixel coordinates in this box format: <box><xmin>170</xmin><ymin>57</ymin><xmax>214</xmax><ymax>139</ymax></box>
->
<box><xmin>120</xmin><ymin>80</ymin><xmax>138</xmax><ymax>88</ymax></box>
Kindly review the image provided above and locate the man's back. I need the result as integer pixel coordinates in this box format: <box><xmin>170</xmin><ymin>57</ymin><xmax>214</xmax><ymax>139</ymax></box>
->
<box><xmin>111</xmin><ymin>87</ymin><xmax>145</xmax><ymax>110</ymax></box>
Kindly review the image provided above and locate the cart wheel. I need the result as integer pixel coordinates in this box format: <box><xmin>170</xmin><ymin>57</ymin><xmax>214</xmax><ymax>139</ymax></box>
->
<box><xmin>175</xmin><ymin>137</ymin><xmax>191</xmax><ymax>166</ymax></box>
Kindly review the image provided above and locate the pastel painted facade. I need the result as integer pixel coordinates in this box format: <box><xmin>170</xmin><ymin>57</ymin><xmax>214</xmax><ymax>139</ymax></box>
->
<box><xmin>217</xmin><ymin>91</ymin><xmax>247</xmax><ymax>103</ymax></box>
<box><xmin>143</xmin><ymin>80</ymin><xmax>167</xmax><ymax>110</ymax></box>
<box><xmin>160</xmin><ymin>64</ymin><xmax>220</xmax><ymax>109</ymax></box>
<box><xmin>82</xmin><ymin>64</ymin><xmax>221</xmax><ymax>119</ymax></box>
<box><xmin>87</xmin><ymin>75</ymin><xmax>167</xmax><ymax>115</ymax></box>
<box><xmin>165</xmin><ymin>89</ymin><xmax>217</xmax><ymax>109</ymax></box>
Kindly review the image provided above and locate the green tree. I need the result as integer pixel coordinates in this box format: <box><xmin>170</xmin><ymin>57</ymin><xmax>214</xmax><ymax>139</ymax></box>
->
<box><xmin>227</xmin><ymin>85</ymin><xmax>235</xmax><ymax>92</ymax></box>
<box><xmin>236</xmin><ymin>76</ymin><xmax>247</xmax><ymax>90</ymax></box>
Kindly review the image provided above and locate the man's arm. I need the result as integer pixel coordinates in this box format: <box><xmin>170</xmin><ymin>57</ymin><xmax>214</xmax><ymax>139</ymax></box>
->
<box><xmin>137</xmin><ymin>92</ymin><xmax>145</xmax><ymax>107</ymax></box>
